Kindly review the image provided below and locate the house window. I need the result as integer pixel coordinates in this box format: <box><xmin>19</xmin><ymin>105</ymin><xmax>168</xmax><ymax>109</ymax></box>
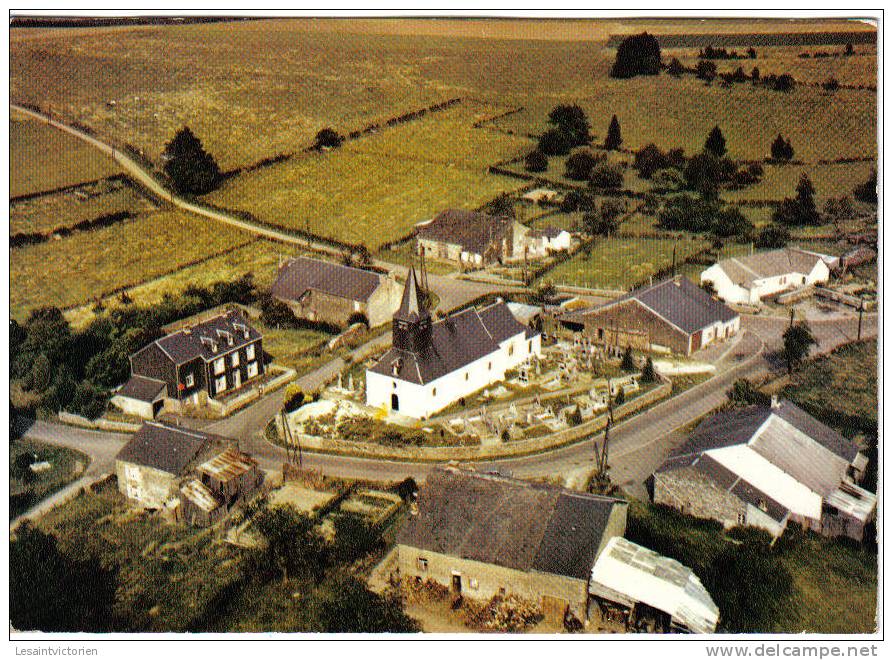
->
<box><xmin>528</xmin><ymin>340</ymin><xmax>532</xmax><ymax>353</ymax></box>
<box><xmin>231</xmin><ymin>352</ymin><xmax>240</xmax><ymax>367</ymax></box>
<box><xmin>488</xmin><ymin>362</ymin><xmax>492</xmax><ymax>370</ymax></box>
<box><xmin>508</xmin><ymin>343</ymin><xmax>514</xmax><ymax>356</ymax></box>
<box><xmin>737</xmin><ymin>512</ymin><xmax>746</xmax><ymax>525</ymax></box>
<box><xmin>246</xmin><ymin>343</ymin><xmax>256</xmax><ymax>361</ymax></box>
<box><xmin>185</xmin><ymin>373</ymin><xmax>195</xmax><ymax>388</ymax></box>
<box><xmin>214</xmin><ymin>357</ymin><xmax>225</xmax><ymax>375</ymax></box>
<box><xmin>247</xmin><ymin>362</ymin><xmax>259</xmax><ymax>379</ymax></box>
<box><xmin>215</xmin><ymin>375</ymin><xmax>227</xmax><ymax>394</ymax></box>
<box><xmin>417</xmin><ymin>558</ymin><xmax>428</xmax><ymax>572</ymax></box>
<box><xmin>354</xmin><ymin>300</ymin><xmax>362</xmax><ymax>311</ymax></box>
<box><xmin>469</xmin><ymin>578</ymin><xmax>479</xmax><ymax>590</ymax></box>
<box><xmin>757</xmin><ymin>499</ymin><xmax>768</xmax><ymax>512</ymax></box>
<box><xmin>432</xmin><ymin>387</ymin><xmax>437</xmax><ymax>397</ymax></box>
<box><xmin>465</xmin><ymin>372</ymin><xmax>469</xmax><ymax>381</ymax></box>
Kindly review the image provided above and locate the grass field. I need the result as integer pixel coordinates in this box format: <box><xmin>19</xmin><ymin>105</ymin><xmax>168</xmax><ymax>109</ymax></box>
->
<box><xmin>544</xmin><ymin>236</ymin><xmax>710</xmax><ymax>290</ymax></box>
<box><xmin>10</xmin><ymin>112</ymin><xmax>121</xmax><ymax>198</ymax></box>
<box><xmin>721</xmin><ymin>161</ymin><xmax>876</xmax><ymax>204</ymax></box>
<box><xmin>10</xmin><ymin>210</ymin><xmax>255</xmax><ymax>320</ymax></box>
<box><xmin>10</xmin><ymin>439</ymin><xmax>90</xmax><ymax>520</ymax></box>
<box><xmin>207</xmin><ymin>103</ymin><xmax>530</xmax><ymax>248</ymax></box>
<box><xmin>10</xmin><ymin>178</ymin><xmax>156</xmax><ymax>236</ymax></box>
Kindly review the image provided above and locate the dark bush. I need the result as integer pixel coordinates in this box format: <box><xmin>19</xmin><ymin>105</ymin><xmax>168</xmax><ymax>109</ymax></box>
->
<box><xmin>611</xmin><ymin>32</ymin><xmax>662</xmax><ymax>78</ymax></box>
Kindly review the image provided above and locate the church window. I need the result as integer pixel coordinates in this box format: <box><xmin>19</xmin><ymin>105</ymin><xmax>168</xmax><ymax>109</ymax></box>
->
<box><xmin>432</xmin><ymin>388</ymin><xmax>437</xmax><ymax>397</ymax></box>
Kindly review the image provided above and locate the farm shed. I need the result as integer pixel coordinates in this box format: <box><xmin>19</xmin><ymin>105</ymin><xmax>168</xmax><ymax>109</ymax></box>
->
<box><xmin>589</xmin><ymin>536</ymin><xmax>719</xmax><ymax>634</ymax></box>
<box><xmin>197</xmin><ymin>446</ymin><xmax>264</xmax><ymax>508</ymax></box>
<box><xmin>522</xmin><ymin>188</ymin><xmax>558</xmax><ymax>204</ymax></box>
<box><xmin>180</xmin><ymin>479</ymin><xmax>225</xmax><ymax>527</ymax></box>
<box><xmin>700</xmin><ymin>247</ymin><xmax>831</xmax><ymax>306</ymax></box>
<box><xmin>396</xmin><ymin>467</ymin><xmax>628</xmax><ymax>623</ymax></box>
<box><xmin>110</xmin><ymin>375</ymin><xmax>167</xmax><ymax>419</ymax></box>
<box><xmin>651</xmin><ymin>397</ymin><xmax>876</xmax><ymax>541</ymax></box>
<box><xmin>271</xmin><ymin>256</ymin><xmax>402</xmax><ymax>328</ymax></box>
<box><xmin>415</xmin><ymin>208</ymin><xmax>529</xmax><ymax>266</ymax></box>
<box><xmin>559</xmin><ymin>276</ymin><xmax>739</xmax><ymax>356</ymax></box>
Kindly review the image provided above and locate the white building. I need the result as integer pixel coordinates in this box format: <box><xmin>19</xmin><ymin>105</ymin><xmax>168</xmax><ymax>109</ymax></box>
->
<box><xmin>366</xmin><ymin>269</ymin><xmax>542</xmax><ymax>419</ymax></box>
<box><xmin>519</xmin><ymin>226</ymin><xmax>573</xmax><ymax>260</ymax></box>
<box><xmin>700</xmin><ymin>247</ymin><xmax>832</xmax><ymax>306</ymax></box>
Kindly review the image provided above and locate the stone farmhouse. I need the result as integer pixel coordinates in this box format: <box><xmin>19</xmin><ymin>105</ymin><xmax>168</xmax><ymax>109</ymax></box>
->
<box><xmin>115</xmin><ymin>421</ymin><xmax>263</xmax><ymax>526</ymax></box>
<box><xmin>651</xmin><ymin>397</ymin><xmax>876</xmax><ymax>541</ymax></box>
<box><xmin>700</xmin><ymin>247</ymin><xmax>833</xmax><ymax>306</ymax></box>
<box><xmin>113</xmin><ymin>309</ymin><xmax>264</xmax><ymax>418</ymax></box>
<box><xmin>524</xmin><ymin>226</ymin><xmax>573</xmax><ymax>259</ymax></box>
<box><xmin>271</xmin><ymin>256</ymin><xmax>402</xmax><ymax>328</ymax></box>
<box><xmin>397</xmin><ymin>467</ymin><xmax>628</xmax><ymax>624</ymax></box>
<box><xmin>415</xmin><ymin>208</ymin><xmax>529</xmax><ymax>267</ymax></box>
<box><xmin>557</xmin><ymin>276</ymin><xmax>739</xmax><ymax>356</ymax></box>
<box><xmin>366</xmin><ymin>268</ymin><xmax>541</xmax><ymax>419</ymax></box>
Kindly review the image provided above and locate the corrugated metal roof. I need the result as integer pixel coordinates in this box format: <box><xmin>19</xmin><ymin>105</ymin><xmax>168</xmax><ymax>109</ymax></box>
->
<box><xmin>825</xmin><ymin>482</ymin><xmax>876</xmax><ymax>522</ymax></box>
<box><xmin>590</xmin><ymin>536</ymin><xmax>719</xmax><ymax>634</ymax></box>
<box><xmin>198</xmin><ymin>446</ymin><xmax>257</xmax><ymax>482</ymax></box>
<box><xmin>181</xmin><ymin>479</ymin><xmax>222</xmax><ymax>513</ymax></box>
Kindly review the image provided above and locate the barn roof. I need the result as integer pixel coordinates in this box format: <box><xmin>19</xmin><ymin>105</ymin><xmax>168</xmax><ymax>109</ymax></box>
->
<box><xmin>715</xmin><ymin>248</ymin><xmax>827</xmax><ymax>288</ymax></box>
<box><xmin>272</xmin><ymin>256</ymin><xmax>383</xmax><ymax>304</ymax></box>
<box><xmin>181</xmin><ymin>479</ymin><xmax>222</xmax><ymax>513</ymax></box>
<box><xmin>116</xmin><ymin>375</ymin><xmax>167</xmax><ymax>403</ymax></box>
<box><xmin>416</xmin><ymin>209</ymin><xmax>513</xmax><ymax>256</ymax></box>
<box><xmin>198</xmin><ymin>446</ymin><xmax>258</xmax><ymax>483</ymax></box>
<box><xmin>370</xmin><ymin>301</ymin><xmax>533</xmax><ymax>385</ymax></box>
<box><xmin>116</xmin><ymin>422</ymin><xmax>212</xmax><ymax>476</ymax></box>
<box><xmin>397</xmin><ymin>468</ymin><xmax>624</xmax><ymax>580</ymax></box>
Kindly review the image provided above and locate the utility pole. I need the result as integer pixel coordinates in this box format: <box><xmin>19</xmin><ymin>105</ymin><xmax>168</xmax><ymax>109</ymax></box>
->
<box><xmin>672</xmin><ymin>242</ymin><xmax>677</xmax><ymax>277</ymax></box>
<box><xmin>789</xmin><ymin>307</ymin><xmax>795</xmax><ymax>329</ymax></box>
<box><xmin>857</xmin><ymin>297</ymin><xmax>864</xmax><ymax>340</ymax></box>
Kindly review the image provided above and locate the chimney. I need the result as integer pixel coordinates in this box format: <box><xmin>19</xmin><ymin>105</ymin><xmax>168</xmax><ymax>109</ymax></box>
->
<box><xmin>771</xmin><ymin>395</ymin><xmax>780</xmax><ymax>409</ymax></box>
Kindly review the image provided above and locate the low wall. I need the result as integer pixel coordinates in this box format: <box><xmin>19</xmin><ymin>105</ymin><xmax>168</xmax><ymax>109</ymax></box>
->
<box><xmin>292</xmin><ymin>380</ymin><xmax>671</xmax><ymax>462</ymax></box>
<box><xmin>209</xmin><ymin>366</ymin><xmax>296</xmax><ymax>417</ymax></box>
<box><xmin>58</xmin><ymin>411</ymin><xmax>141</xmax><ymax>433</ymax></box>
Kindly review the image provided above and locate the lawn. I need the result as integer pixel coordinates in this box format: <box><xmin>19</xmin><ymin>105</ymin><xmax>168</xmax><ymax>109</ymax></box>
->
<box><xmin>207</xmin><ymin>103</ymin><xmax>529</xmax><ymax>249</ymax></box>
<box><xmin>10</xmin><ymin>111</ymin><xmax>121</xmax><ymax>198</ymax></box>
<box><xmin>721</xmin><ymin>161</ymin><xmax>876</xmax><ymax>204</ymax></box>
<box><xmin>627</xmin><ymin>500</ymin><xmax>877</xmax><ymax>633</ymax></box>
<box><xmin>378</xmin><ymin>241</ymin><xmax>457</xmax><ymax>275</ymax></box>
<box><xmin>253</xmin><ymin>319</ymin><xmax>334</xmax><ymax>373</ymax></box>
<box><xmin>10</xmin><ymin>210</ymin><xmax>255</xmax><ymax>320</ymax></box>
<box><xmin>543</xmin><ymin>236</ymin><xmax>710</xmax><ymax>290</ymax></box>
<box><xmin>10</xmin><ymin>177</ymin><xmax>156</xmax><ymax>236</ymax></box>
<box><xmin>10</xmin><ymin>439</ymin><xmax>90</xmax><ymax>520</ymax></box>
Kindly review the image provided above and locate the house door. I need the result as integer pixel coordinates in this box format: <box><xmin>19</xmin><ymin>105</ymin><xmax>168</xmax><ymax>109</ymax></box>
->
<box><xmin>233</xmin><ymin>370</ymin><xmax>242</xmax><ymax>390</ymax></box>
<box><xmin>391</xmin><ymin>393</ymin><xmax>399</xmax><ymax>411</ymax></box>
<box><xmin>152</xmin><ymin>399</ymin><xmax>164</xmax><ymax>417</ymax></box>
<box><xmin>451</xmin><ymin>574</ymin><xmax>462</xmax><ymax>595</ymax></box>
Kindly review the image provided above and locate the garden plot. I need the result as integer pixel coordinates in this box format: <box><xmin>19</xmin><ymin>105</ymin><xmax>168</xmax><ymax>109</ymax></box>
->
<box><xmin>339</xmin><ymin>490</ymin><xmax>403</xmax><ymax>526</ymax></box>
<box><xmin>268</xmin><ymin>483</ymin><xmax>339</xmax><ymax>515</ymax></box>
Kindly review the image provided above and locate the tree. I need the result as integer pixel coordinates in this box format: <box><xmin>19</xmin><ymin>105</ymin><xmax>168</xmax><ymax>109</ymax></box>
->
<box><xmin>824</xmin><ymin>196</ymin><xmax>857</xmax><ymax>222</ymax></box>
<box><xmin>260</xmin><ymin>295</ymin><xmax>299</xmax><ymax>328</ymax></box>
<box><xmin>589</xmin><ymin>163</ymin><xmax>624</xmax><ymax>190</ymax></box>
<box><xmin>751</xmin><ymin>66</ymin><xmax>760</xmax><ymax>82</ymax></box>
<box><xmin>583</xmin><ymin>202</ymin><xmax>624</xmax><ymax>237</ymax></box>
<box><xmin>162</xmin><ymin>126</ymin><xmax>221</xmax><ymax>195</ymax></box>
<box><xmin>770</xmin><ymin>134</ymin><xmax>795</xmax><ymax>161</ymax></box>
<box><xmin>537</xmin><ymin>128</ymin><xmax>575</xmax><ymax>156</ymax></box>
<box><xmin>726</xmin><ymin>378</ymin><xmax>770</xmax><ymax>407</ymax></box>
<box><xmin>610</xmin><ymin>32</ymin><xmax>662</xmax><ymax>78</ymax></box>
<box><xmin>854</xmin><ymin>169</ymin><xmax>877</xmax><ymax>205</ymax></box>
<box><xmin>704</xmin><ymin>125</ymin><xmax>727</xmax><ymax>158</ymax></box>
<box><xmin>747</xmin><ymin>47</ymin><xmax>757</xmax><ymax>58</ymax></box>
<box><xmin>844</xmin><ymin>43</ymin><xmax>855</xmax><ymax>56</ymax></box>
<box><xmin>484</xmin><ymin>192</ymin><xmax>516</xmax><ymax>218</ymax></box>
<box><xmin>620</xmin><ymin>346</ymin><xmax>635</xmax><ymax>372</ymax></box>
<box><xmin>822</xmin><ymin>77</ymin><xmax>840</xmax><ymax>92</ymax></box>
<box><xmin>332</xmin><ymin>514</ymin><xmax>380</xmax><ymax>564</ymax></box>
<box><xmin>252</xmin><ymin>506</ymin><xmax>327</xmax><ymax>584</ymax></box>
<box><xmin>533</xmin><ymin>280</ymin><xmax>558</xmax><ymax>305</ymax></box>
<box><xmin>772</xmin><ymin>174</ymin><xmax>820</xmax><ymax>226</ymax></box>
<box><xmin>772</xmin><ymin>74</ymin><xmax>795</xmax><ymax>92</ymax></box>
<box><xmin>313</xmin><ymin>127</ymin><xmax>344</xmax><ymax>150</ymax></box>
<box><xmin>10</xmin><ymin>523</ymin><xmax>119</xmax><ymax>632</ymax></box>
<box><xmin>68</xmin><ymin>381</ymin><xmax>110</xmax><ymax>420</ymax></box>
<box><xmin>633</xmin><ymin>143</ymin><xmax>671</xmax><ymax>179</ymax></box>
<box><xmin>683</xmin><ymin>152</ymin><xmax>736</xmax><ymax>199</ymax></box>
<box><xmin>641</xmin><ymin>356</ymin><xmax>657</xmax><ymax>383</ymax></box>
<box><xmin>782</xmin><ymin>323</ymin><xmax>817</xmax><ymax>374</ymax></box>
<box><xmin>560</xmin><ymin>189</ymin><xmax>595</xmax><ymax>213</ymax></box>
<box><xmin>29</xmin><ymin>353</ymin><xmax>52</xmax><ymax>393</ymax></box>
<box><xmin>695</xmin><ymin>60</ymin><xmax>717</xmax><ymax>82</ymax></box>
<box><xmin>565</xmin><ymin>151</ymin><xmax>602</xmax><ymax>181</ymax></box>
<box><xmin>547</xmin><ymin>104</ymin><xmax>591</xmax><ymax>147</ymax></box>
<box><xmin>313</xmin><ymin>572</ymin><xmax>419</xmax><ymax>633</ymax></box>
<box><xmin>658</xmin><ymin>194</ymin><xmax>717</xmax><ymax>233</ymax></box>
<box><xmin>712</xmin><ymin>207</ymin><xmax>755</xmax><ymax>240</ymax></box>
<box><xmin>615</xmin><ymin>389</ymin><xmax>626</xmax><ymax>405</ymax></box>
<box><xmin>604</xmin><ymin>115</ymin><xmax>622</xmax><ymax>150</ymax></box>
<box><xmin>667</xmin><ymin>57</ymin><xmax>684</xmax><ymax>77</ymax></box>
<box><xmin>652</xmin><ymin>168</ymin><xmax>683</xmax><ymax>192</ymax></box>
<box><xmin>524</xmin><ymin>150</ymin><xmax>548</xmax><ymax>173</ymax></box>
<box><xmin>755</xmin><ymin>223</ymin><xmax>790</xmax><ymax>249</ymax></box>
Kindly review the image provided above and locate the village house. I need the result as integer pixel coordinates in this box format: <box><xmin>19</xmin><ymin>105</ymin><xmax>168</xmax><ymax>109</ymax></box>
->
<box><xmin>396</xmin><ymin>467</ymin><xmax>628</xmax><ymax>624</ymax></box>
<box><xmin>113</xmin><ymin>309</ymin><xmax>264</xmax><ymax>418</ymax></box>
<box><xmin>700</xmin><ymin>247</ymin><xmax>833</xmax><ymax>305</ymax></box>
<box><xmin>651</xmin><ymin>397</ymin><xmax>876</xmax><ymax>541</ymax></box>
<box><xmin>415</xmin><ymin>208</ymin><xmax>529</xmax><ymax>267</ymax></box>
<box><xmin>365</xmin><ymin>268</ymin><xmax>541</xmax><ymax>419</ymax></box>
<box><xmin>523</xmin><ymin>226</ymin><xmax>573</xmax><ymax>259</ymax></box>
<box><xmin>557</xmin><ymin>276</ymin><xmax>739</xmax><ymax>356</ymax></box>
<box><xmin>271</xmin><ymin>256</ymin><xmax>402</xmax><ymax>328</ymax></box>
<box><xmin>115</xmin><ymin>421</ymin><xmax>262</xmax><ymax>526</ymax></box>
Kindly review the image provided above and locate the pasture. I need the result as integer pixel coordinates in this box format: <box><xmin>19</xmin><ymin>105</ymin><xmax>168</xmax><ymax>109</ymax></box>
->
<box><xmin>543</xmin><ymin>236</ymin><xmax>710</xmax><ymax>290</ymax></box>
<box><xmin>207</xmin><ymin>103</ymin><xmax>530</xmax><ymax>248</ymax></box>
<box><xmin>10</xmin><ymin>112</ymin><xmax>121</xmax><ymax>198</ymax></box>
<box><xmin>10</xmin><ymin>210</ymin><xmax>255</xmax><ymax>320</ymax></box>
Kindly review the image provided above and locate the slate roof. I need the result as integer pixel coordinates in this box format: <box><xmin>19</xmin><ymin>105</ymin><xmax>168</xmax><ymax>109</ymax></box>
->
<box><xmin>531</xmin><ymin>226</ymin><xmax>564</xmax><ymax>240</ymax></box>
<box><xmin>416</xmin><ymin>209</ymin><xmax>513</xmax><ymax>256</ymax></box>
<box><xmin>272</xmin><ymin>256</ymin><xmax>383</xmax><ymax>303</ymax></box>
<box><xmin>369</xmin><ymin>301</ymin><xmax>532</xmax><ymax>385</ymax></box>
<box><xmin>716</xmin><ymin>248</ymin><xmax>826</xmax><ymax>288</ymax></box>
<box><xmin>116</xmin><ymin>422</ymin><xmax>212</xmax><ymax>475</ymax></box>
<box><xmin>116</xmin><ymin>375</ymin><xmax>167</xmax><ymax>402</ymax></box>
<box><xmin>154</xmin><ymin>309</ymin><xmax>261</xmax><ymax>365</ymax></box>
<box><xmin>397</xmin><ymin>468</ymin><xmax>623</xmax><ymax>580</ymax></box>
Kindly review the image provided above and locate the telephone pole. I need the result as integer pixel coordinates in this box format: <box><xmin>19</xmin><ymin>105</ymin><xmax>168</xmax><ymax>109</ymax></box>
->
<box><xmin>857</xmin><ymin>297</ymin><xmax>864</xmax><ymax>340</ymax></box>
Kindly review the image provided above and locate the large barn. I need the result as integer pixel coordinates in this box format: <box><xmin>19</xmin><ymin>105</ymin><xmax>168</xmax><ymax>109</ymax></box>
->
<box><xmin>366</xmin><ymin>268</ymin><xmax>541</xmax><ymax>419</ymax></box>
<box><xmin>651</xmin><ymin>397</ymin><xmax>875</xmax><ymax>541</ymax></box>
<box><xmin>415</xmin><ymin>208</ymin><xmax>528</xmax><ymax>267</ymax></box>
<box><xmin>558</xmin><ymin>276</ymin><xmax>739</xmax><ymax>356</ymax></box>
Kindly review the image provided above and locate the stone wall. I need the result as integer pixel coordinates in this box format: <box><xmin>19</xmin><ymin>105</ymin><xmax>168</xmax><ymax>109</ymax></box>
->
<box><xmin>653</xmin><ymin>467</ymin><xmax>745</xmax><ymax>527</ymax></box>
<box><xmin>580</xmin><ymin>299</ymin><xmax>691</xmax><ymax>355</ymax></box>
<box><xmin>115</xmin><ymin>459</ymin><xmax>179</xmax><ymax>509</ymax></box>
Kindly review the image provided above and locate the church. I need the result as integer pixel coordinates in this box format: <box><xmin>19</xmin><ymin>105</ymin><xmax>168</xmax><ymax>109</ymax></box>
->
<box><xmin>366</xmin><ymin>268</ymin><xmax>542</xmax><ymax>419</ymax></box>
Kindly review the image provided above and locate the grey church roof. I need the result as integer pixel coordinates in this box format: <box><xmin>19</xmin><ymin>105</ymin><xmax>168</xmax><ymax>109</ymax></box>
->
<box><xmin>272</xmin><ymin>256</ymin><xmax>383</xmax><ymax>303</ymax></box>
<box><xmin>397</xmin><ymin>468</ymin><xmax>624</xmax><ymax>580</ymax></box>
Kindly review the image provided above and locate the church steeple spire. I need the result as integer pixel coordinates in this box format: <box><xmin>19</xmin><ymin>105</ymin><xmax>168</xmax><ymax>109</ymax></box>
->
<box><xmin>393</xmin><ymin>267</ymin><xmax>432</xmax><ymax>352</ymax></box>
